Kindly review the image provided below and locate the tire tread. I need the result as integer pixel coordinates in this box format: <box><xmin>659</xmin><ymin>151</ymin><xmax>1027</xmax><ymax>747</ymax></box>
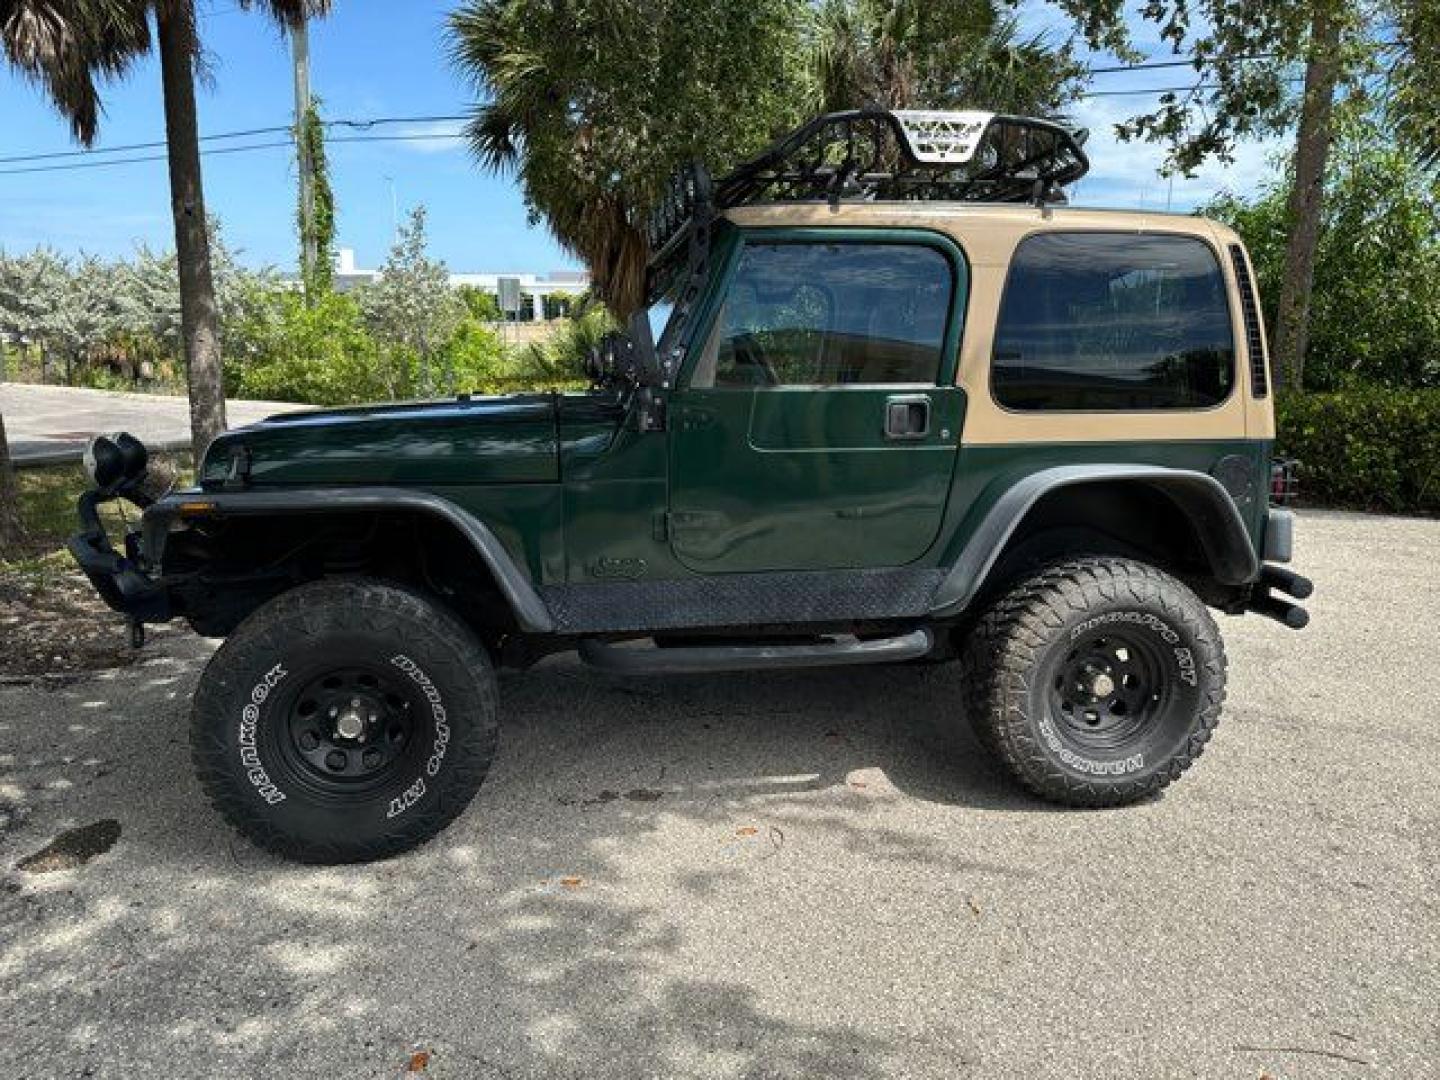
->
<box><xmin>190</xmin><ymin>577</ymin><xmax>498</xmax><ymax>863</ymax></box>
<box><xmin>960</xmin><ymin>557</ymin><xmax>1227</xmax><ymax>808</ymax></box>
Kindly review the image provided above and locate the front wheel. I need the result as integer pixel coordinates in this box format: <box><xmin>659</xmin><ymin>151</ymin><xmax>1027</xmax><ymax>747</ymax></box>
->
<box><xmin>961</xmin><ymin>557</ymin><xmax>1227</xmax><ymax>807</ymax></box>
<box><xmin>191</xmin><ymin>578</ymin><xmax>498</xmax><ymax>863</ymax></box>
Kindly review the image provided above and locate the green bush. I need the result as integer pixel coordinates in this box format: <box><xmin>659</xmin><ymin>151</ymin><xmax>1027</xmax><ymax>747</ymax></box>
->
<box><xmin>1276</xmin><ymin>389</ymin><xmax>1440</xmax><ymax>514</ymax></box>
<box><xmin>443</xmin><ymin>318</ymin><xmax>512</xmax><ymax>393</ymax></box>
<box><xmin>225</xmin><ymin>290</ymin><xmax>391</xmax><ymax>406</ymax></box>
<box><xmin>456</xmin><ymin>285</ymin><xmax>501</xmax><ymax>322</ymax></box>
<box><xmin>513</xmin><ymin>305</ymin><xmax>613</xmax><ymax>391</ymax></box>
<box><xmin>223</xmin><ymin>291</ymin><xmax>596</xmax><ymax>404</ymax></box>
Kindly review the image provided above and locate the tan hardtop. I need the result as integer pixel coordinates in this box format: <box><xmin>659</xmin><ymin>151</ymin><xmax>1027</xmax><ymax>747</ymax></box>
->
<box><xmin>720</xmin><ymin>201</ymin><xmax>1272</xmax><ymax>444</ymax></box>
<box><xmin>724</xmin><ymin>201</ymin><xmax>1243</xmax><ymax>261</ymax></box>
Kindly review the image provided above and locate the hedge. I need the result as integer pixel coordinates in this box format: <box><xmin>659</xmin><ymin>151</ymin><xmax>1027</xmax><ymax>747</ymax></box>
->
<box><xmin>1275</xmin><ymin>388</ymin><xmax>1440</xmax><ymax>514</ymax></box>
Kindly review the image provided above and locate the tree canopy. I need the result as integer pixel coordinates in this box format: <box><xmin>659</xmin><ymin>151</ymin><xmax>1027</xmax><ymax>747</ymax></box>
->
<box><xmin>450</xmin><ymin>0</ymin><xmax>813</xmax><ymax>317</ymax></box>
<box><xmin>1</xmin><ymin>0</ymin><xmax>333</xmax><ymax>458</ymax></box>
<box><xmin>449</xmin><ymin>0</ymin><xmax>1082</xmax><ymax>318</ymax></box>
<box><xmin>810</xmin><ymin>0</ymin><xmax>1082</xmax><ymax>116</ymax></box>
<box><xmin>358</xmin><ymin>207</ymin><xmax>466</xmax><ymax>397</ymax></box>
<box><xmin>1204</xmin><ymin>116</ymin><xmax>1440</xmax><ymax>392</ymax></box>
<box><xmin>1041</xmin><ymin>0</ymin><xmax>1439</xmax><ymax>176</ymax></box>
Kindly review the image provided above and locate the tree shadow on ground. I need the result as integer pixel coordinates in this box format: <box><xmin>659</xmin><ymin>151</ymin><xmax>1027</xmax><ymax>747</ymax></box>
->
<box><xmin>1</xmin><ymin>645</ymin><xmax>1055</xmax><ymax>1077</ymax></box>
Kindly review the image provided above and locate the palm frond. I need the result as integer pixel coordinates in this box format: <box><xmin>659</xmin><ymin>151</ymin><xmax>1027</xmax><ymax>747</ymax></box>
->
<box><xmin>0</xmin><ymin>0</ymin><xmax>150</xmax><ymax>143</ymax></box>
<box><xmin>235</xmin><ymin>0</ymin><xmax>332</xmax><ymax>30</ymax></box>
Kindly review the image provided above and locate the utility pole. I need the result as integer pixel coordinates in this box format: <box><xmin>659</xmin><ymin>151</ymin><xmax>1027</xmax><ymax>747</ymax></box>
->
<box><xmin>292</xmin><ymin>17</ymin><xmax>317</xmax><ymax>286</ymax></box>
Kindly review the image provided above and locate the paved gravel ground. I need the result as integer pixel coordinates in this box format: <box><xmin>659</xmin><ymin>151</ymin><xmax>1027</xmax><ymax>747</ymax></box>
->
<box><xmin>1</xmin><ymin>510</ymin><xmax>1435</xmax><ymax>1079</ymax></box>
<box><xmin>0</xmin><ymin>384</ymin><xmax>306</xmax><ymax>464</ymax></box>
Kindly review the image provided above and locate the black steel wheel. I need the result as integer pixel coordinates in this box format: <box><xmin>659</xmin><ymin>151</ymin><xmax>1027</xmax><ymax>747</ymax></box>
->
<box><xmin>269</xmin><ymin>666</ymin><xmax>426</xmax><ymax>796</ymax></box>
<box><xmin>962</xmin><ymin>557</ymin><xmax>1227</xmax><ymax>807</ymax></box>
<box><xmin>1048</xmin><ymin>628</ymin><xmax>1171</xmax><ymax>751</ymax></box>
<box><xmin>191</xmin><ymin>578</ymin><xmax>498</xmax><ymax>863</ymax></box>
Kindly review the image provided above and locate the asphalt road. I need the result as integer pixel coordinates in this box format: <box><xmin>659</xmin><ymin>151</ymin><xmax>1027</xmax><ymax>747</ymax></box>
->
<box><xmin>0</xmin><ymin>384</ymin><xmax>306</xmax><ymax>464</ymax></box>
<box><xmin>1</xmin><ymin>510</ymin><xmax>1436</xmax><ymax>1079</ymax></box>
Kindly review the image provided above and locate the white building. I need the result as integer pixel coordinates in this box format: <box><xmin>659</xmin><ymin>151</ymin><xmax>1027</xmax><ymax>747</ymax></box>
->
<box><xmin>332</xmin><ymin>248</ymin><xmax>590</xmax><ymax>321</ymax></box>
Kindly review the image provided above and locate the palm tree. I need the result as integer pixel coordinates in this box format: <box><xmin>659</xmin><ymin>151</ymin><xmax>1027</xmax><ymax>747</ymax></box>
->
<box><xmin>449</xmin><ymin>1</ymin><xmax>1078</xmax><ymax>319</ymax></box>
<box><xmin>1</xmin><ymin>0</ymin><xmax>331</xmax><ymax>460</ymax></box>
<box><xmin>448</xmin><ymin>0</ymin><xmax>812</xmax><ymax>320</ymax></box>
<box><xmin>810</xmin><ymin>0</ymin><xmax>1081</xmax><ymax>116</ymax></box>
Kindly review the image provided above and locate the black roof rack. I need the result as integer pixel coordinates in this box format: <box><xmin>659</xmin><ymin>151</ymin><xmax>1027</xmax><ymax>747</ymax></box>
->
<box><xmin>643</xmin><ymin>108</ymin><xmax>1089</xmax><ymax>298</ymax></box>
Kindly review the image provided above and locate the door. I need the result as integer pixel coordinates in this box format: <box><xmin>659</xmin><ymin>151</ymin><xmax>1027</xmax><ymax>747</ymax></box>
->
<box><xmin>668</xmin><ymin>232</ymin><xmax>967</xmax><ymax>573</ymax></box>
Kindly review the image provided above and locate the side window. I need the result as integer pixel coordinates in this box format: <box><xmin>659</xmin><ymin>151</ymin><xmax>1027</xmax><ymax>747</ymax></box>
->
<box><xmin>693</xmin><ymin>241</ymin><xmax>954</xmax><ymax>388</ymax></box>
<box><xmin>991</xmin><ymin>232</ymin><xmax>1235</xmax><ymax>411</ymax></box>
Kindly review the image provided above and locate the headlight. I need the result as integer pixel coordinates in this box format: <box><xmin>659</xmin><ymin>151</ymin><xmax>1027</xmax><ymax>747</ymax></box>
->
<box><xmin>83</xmin><ymin>432</ymin><xmax>148</xmax><ymax>491</ymax></box>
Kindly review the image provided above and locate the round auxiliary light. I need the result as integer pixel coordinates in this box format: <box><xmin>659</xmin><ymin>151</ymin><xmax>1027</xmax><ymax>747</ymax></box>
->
<box><xmin>83</xmin><ymin>432</ymin><xmax>148</xmax><ymax>490</ymax></box>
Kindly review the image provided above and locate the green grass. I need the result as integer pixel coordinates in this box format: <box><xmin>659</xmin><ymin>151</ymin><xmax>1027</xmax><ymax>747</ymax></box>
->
<box><xmin>5</xmin><ymin>457</ymin><xmax>194</xmax><ymax>568</ymax></box>
<box><xmin>15</xmin><ymin>463</ymin><xmax>89</xmax><ymax>549</ymax></box>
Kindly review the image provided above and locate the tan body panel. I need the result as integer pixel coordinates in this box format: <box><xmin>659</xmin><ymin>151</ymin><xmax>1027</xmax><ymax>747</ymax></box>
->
<box><xmin>723</xmin><ymin>203</ymin><xmax>1275</xmax><ymax>444</ymax></box>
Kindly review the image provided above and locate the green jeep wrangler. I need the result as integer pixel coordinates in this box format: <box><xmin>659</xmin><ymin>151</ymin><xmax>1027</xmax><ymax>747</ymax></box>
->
<box><xmin>71</xmin><ymin>110</ymin><xmax>1310</xmax><ymax>863</ymax></box>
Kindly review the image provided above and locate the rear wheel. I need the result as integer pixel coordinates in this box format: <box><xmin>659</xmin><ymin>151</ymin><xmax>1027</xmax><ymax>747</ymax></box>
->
<box><xmin>191</xmin><ymin>578</ymin><xmax>498</xmax><ymax>863</ymax></box>
<box><xmin>961</xmin><ymin>557</ymin><xmax>1226</xmax><ymax>806</ymax></box>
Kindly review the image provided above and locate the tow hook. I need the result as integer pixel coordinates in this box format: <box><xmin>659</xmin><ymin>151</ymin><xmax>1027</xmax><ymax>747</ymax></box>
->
<box><xmin>129</xmin><ymin>619</ymin><xmax>146</xmax><ymax>650</ymax></box>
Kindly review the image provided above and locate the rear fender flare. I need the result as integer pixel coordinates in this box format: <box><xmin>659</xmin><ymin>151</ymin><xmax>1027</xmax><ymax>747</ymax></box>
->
<box><xmin>143</xmin><ymin>487</ymin><xmax>554</xmax><ymax>633</ymax></box>
<box><xmin>929</xmin><ymin>465</ymin><xmax>1259</xmax><ymax>617</ymax></box>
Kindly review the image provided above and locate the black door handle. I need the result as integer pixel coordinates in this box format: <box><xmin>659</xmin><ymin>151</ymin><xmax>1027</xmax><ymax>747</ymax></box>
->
<box><xmin>884</xmin><ymin>395</ymin><xmax>931</xmax><ymax>440</ymax></box>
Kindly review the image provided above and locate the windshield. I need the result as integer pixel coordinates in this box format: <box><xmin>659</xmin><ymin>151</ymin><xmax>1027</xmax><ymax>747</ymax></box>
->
<box><xmin>647</xmin><ymin>298</ymin><xmax>676</xmax><ymax>347</ymax></box>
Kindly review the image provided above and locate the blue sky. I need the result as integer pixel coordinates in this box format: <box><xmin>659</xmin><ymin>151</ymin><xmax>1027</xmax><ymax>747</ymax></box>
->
<box><xmin>0</xmin><ymin>1</ymin><xmax>1283</xmax><ymax>273</ymax></box>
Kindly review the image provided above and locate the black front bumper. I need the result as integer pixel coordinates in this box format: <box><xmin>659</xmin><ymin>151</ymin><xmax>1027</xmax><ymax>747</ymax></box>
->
<box><xmin>68</xmin><ymin>489</ymin><xmax>172</xmax><ymax>623</ymax></box>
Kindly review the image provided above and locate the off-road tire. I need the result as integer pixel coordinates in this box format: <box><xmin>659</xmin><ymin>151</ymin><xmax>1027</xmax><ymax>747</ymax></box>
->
<box><xmin>191</xmin><ymin>578</ymin><xmax>498</xmax><ymax>863</ymax></box>
<box><xmin>961</xmin><ymin>557</ymin><xmax>1226</xmax><ymax>807</ymax></box>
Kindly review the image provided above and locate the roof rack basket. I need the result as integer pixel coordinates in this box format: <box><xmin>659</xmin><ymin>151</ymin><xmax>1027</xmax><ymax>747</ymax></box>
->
<box><xmin>644</xmin><ymin>108</ymin><xmax>1088</xmax><ymax>300</ymax></box>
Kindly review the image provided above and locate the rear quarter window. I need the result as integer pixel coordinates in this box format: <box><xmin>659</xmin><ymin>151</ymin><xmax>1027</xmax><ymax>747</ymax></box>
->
<box><xmin>991</xmin><ymin>232</ymin><xmax>1235</xmax><ymax>411</ymax></box>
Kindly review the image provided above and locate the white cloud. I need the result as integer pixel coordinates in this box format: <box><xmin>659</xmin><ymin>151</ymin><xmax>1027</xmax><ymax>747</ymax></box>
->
<box><xmin>1012</xmin><ymin>0</ymin><xmax>1289</xmax><ymax>210</ymax></box>
<box><xmin>1067</xmin><ymin>94</ymin><xmax>1287</xmax><ymax>211</ymax></box>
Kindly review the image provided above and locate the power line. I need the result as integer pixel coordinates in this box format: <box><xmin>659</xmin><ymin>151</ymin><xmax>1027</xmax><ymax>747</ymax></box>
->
<box><xmin>0</xmin><ymin>58</ymin><xmax>1311</xmax><ymax>178</ymax></box>
<box><xmin>0</xmin><ymin>139</ymin><xmax>289</xmax><ymax>176</ymax></box>
<box><xmin>1085</xmin><ymin>77</ymin><xmax>1303</xmax><ymax>97</ymax></box>
<box><xmin>0</xmin><ymin>130</ymin><xmax>472</xmax><ymax>176</ymax></box>
<box><xmin>0</xmin><ymin>113</ymin><xmax>469</xmax><ymax>166</ymax></box>
<box><xmin>0</xmin><ymin>52</ymin><xmax>1298</xmax><ymax>167</ymax></box>
<box><xmin>1088</xmin><ymin>54</ymin><xmax>1277</xmax><ymax>74</ymax></box>
<box><xmin>0</xmin><ymin>124</ymin><xmax>290</xmax><ymax>164</ymax></box>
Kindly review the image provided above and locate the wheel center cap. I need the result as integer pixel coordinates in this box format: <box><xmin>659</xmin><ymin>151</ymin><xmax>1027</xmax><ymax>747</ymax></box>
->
<box><xmin>1089</xmin><ymin>672</ymin><xmax>1116</xmax><ymax>698</ymax></box>
<box><xmin>334</xmin><ymin>707</ymin><xmax>366</xmax><ymax>740</ymax></box>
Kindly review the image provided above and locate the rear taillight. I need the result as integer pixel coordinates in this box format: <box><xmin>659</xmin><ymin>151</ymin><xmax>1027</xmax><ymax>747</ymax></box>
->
<box><xmin>1271</xmin><ymin>459</ymin><xmax>1299</xmax><ymax>505</ymax></box>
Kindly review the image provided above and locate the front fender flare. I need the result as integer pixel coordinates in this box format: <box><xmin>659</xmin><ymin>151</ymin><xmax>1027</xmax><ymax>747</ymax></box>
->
<box><xmin>928</xmin><ymin>465</ymin><xmax>1259</xmax><ymax>618</ymax></box>
<box><xmin>142</xmin><ymin>487</ymin><xmax>555</xmax><ymax>633</ymax></box>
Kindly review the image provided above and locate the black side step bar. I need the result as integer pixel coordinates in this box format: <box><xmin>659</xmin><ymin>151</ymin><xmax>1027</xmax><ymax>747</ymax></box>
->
<box><xmin>578</xmin><ymin>629</ymin><xmax>933</xmax><ymax>675</ymax></box>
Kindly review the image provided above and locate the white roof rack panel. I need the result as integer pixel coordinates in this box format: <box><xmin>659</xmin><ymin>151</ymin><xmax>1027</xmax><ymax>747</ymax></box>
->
<box><xmin>892</xmin><ymin>110</ymin><xmax>995</xmax><ymax>164</ymax></box>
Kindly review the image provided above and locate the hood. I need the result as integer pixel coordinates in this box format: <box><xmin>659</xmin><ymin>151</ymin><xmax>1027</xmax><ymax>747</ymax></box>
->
<box><xmin>200</xmin><ymin>394</ymin><xmax>560</xmax><ymax>487</ymax></box>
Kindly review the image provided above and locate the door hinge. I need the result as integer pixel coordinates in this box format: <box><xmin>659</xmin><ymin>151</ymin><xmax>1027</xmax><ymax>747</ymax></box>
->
<box><xmin>632</xmin><ymin>386</ymin><xmax>667</xmax><ymax>433</ymax></box>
